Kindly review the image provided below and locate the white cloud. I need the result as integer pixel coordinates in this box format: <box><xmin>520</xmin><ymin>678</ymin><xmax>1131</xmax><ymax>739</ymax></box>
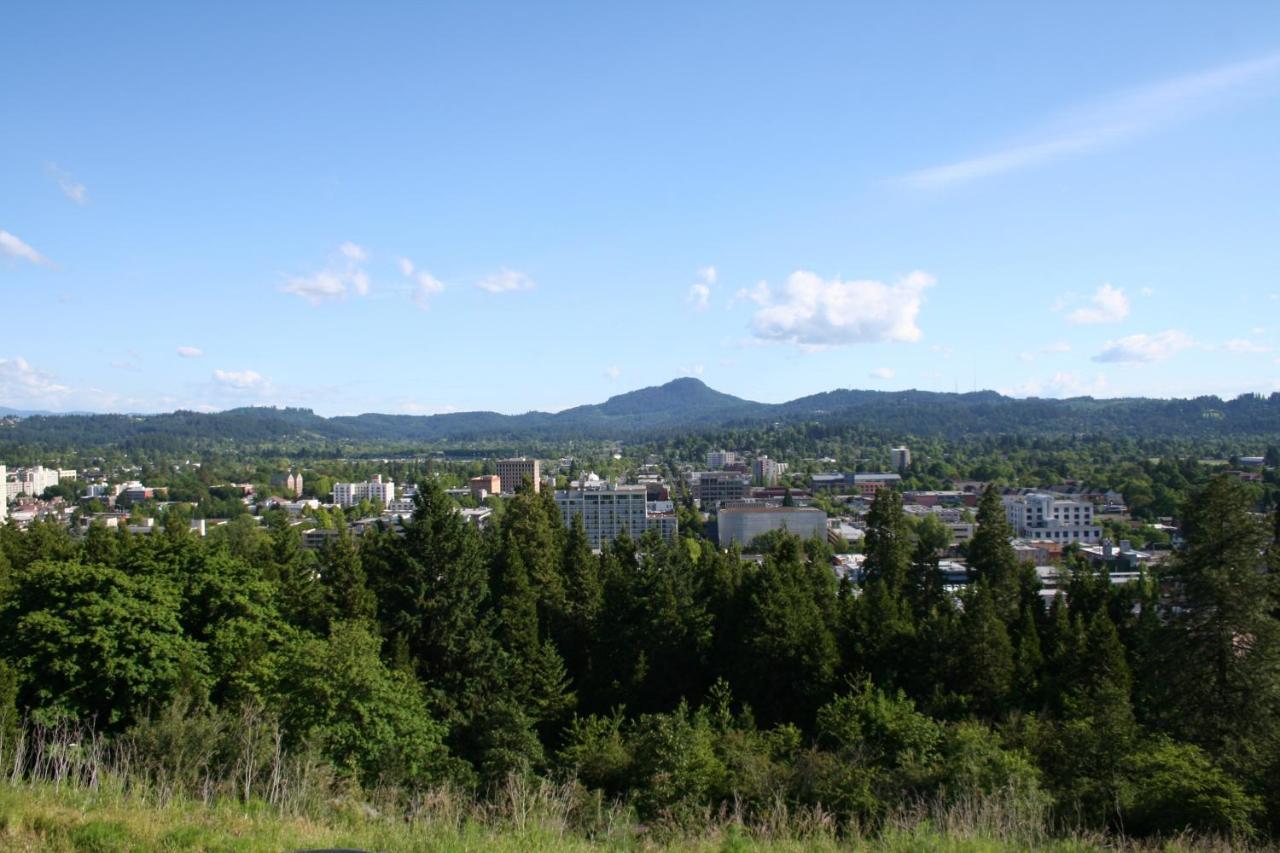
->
<box><xmin>1005</xmin><ymin>372</ymin><xmax>1109</xmax><ymax>398</ymax></box>
<box><xmin>1067</xmin><ymin>284</ymin><xmax>1130</xmax><ymax>324</ymax></box>
<box><xmin>1093</xmin><ymin>330</ymin><xmax>1194</xmax><ymax>363</ymax></box>
<box><xmin>869</xmin><ymin>367</ymin><xmax>894</xmax><ymax>380</ymax></box>
<box><xmin>750</xmin><ymin>270</ymin><xmax>935</xmax><ymax>347</ymax></box>
<box><xmin>687</xmin><ymin>266</ymin><xmax>717</xmax><ymax>310</ymax></box>
<box><xmin>604</xmin><ymin>365</ymin><xmax>621</xmax><ymax>381</ymax></box>
<box><xmin>681</xmin><ymin>364</ymin><xmax>705</xmax><ymax>377</ymax></box>
<box><xmin>477</xmin><ymin>267</ymin><xmax>535</xmax><ymax>293</ymax></box>
<box><xmin>213</xmin><ymin>368</ymin><xmax>269</xmax><ymax>390</ymax></box>
<box><xmin>930</xmin><ymin>344</ymin><xmax>954</xmax><ymax>359</ymax></box>
<box><xmin>1224</xmin><ymin>338</ymin><xmax>1271</xmax><ymax>354</ymax></box>
<box><xmin>1140</xmin><ymin>287</ymin><xmax>1156</xmax><ymax>297</ymax></box>
<box><xmin>899</xmin><ymin>51</ymin><xmax>1280</xmax><ymax>188</ymax></box>
<box><xmin>732</xmin><ymin>280</ymin><xmax>771</xmax><ymax>307</ymax></box>
<box><xmin>0</xmin><ymin>230</ymin><xmax>50</xmax><ymax>265</ymax></box>
<box><xmin>412</xmin><ymin>271</ymin><xmax>445</xmax><ymax>310</ymax></box>
<box><xmin>397</xmin><ymin>256</ymin><xmax>446</xmax><ymax>309</ymax></box>
<box><xmin>688</xmin><ymin>282</ymin><xmax>711</xmax><ymax>310</ymax></box>
<box><xmin>282</xmin><ymin>243</ymin><xmax>372</xmax><ymax>304</ymax></box>
<box><xmin>176</xmin><ymin>346</ymin><xmax>203</xmax><ymax>358</ymax></box>
<box><xmin>0</xmin><ymin>356</ymin><xmax>71</xmax><ymax>401</ymax></box>
<box><xmin>45</xmin><ymin>163</ymin><xmax>88</xmax><ymax>204</ymax></box>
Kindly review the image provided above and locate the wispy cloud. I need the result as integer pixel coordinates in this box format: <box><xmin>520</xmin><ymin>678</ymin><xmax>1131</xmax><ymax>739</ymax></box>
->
<box><xmin>0</xmin><ymin>356</ymin><xmax>71</xmax><ymax>401</ymax></box>
<box><xmin>900</xmin><ymin>51</ymin><xmax>1280</xmax><ymax>188</ymax></box>
<box><xmin>281</xmin><ymin>243</ymin><xmax>371</xmax><ymax>304</ymax></box>
<box><xmin>0</xmin><ymin>230</ymin><xmax>50</xmax><ymax>266</ymax></box>
<box><xmin>1093</xmin><ymin>330</ymin><xmax>1194</xmax><ymax>364</ymax></box>
<box><xmin>476</xmin><ymin>267</ymin><xmax>535</xmax><ymax>293</ymax></box>
<box><xmin>399</xmin><ymin>257</ymin><xmax>446</xmax><ymax>310</ymax></box>
<box><xmin>604</xmin><ymin>365</ymin><xmax>621</xmax><ymax>381</ymax></box>
<box><xmin>1224</xmin><ymin>338</ymin><xmax>1271</xmax><ymax>354</ymax></box>
<box><xmin>176</xmin><ymin>346</ymin><xmax>203</xmax><ymax>358</ymax></box>
<box><xmin>687</xmin><ymin>265</ymin><xmax>717</xmax><ymax>310</ymax></box>
<box><xmin>1004</xmin><ymin>371</ymin><xmax>1110</xmax><ymax>399</ymax></box>
<box><xmin>45</xmin><ymin>163</ymin><xmax>88</xmax><ymax>204</ymax></box>
<box><xmin>1018</xmin><ymin>340</ymin><xmax>1072</xmax><ymax>363</ymax></box>
<box><xmin>869</xmin><ymin>367</ymin><xmax>894</xmax><ymax>380</ymax></box>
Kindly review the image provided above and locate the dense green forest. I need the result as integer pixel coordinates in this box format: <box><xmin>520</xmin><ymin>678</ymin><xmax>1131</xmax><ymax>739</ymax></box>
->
<box><xmin>4</xmin><ymin>378</ymin><xmax>1280</xmax><ymax>453</ymax></box>
<box><xmin>3</xmin><ymin>474</ymin><xmax>1279</xmax><ymax>844</ymax></box>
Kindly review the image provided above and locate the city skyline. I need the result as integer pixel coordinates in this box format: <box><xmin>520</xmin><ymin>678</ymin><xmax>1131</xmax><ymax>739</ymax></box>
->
<box><xmin>4</xmin><ymin>3</ymin><xmax>1280</xmax><ymax>416</ymax></box>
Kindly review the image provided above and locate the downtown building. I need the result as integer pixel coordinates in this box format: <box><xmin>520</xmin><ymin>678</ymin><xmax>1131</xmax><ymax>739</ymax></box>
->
<box><xmin>332</xmin><ymin>475</ymin><xmax>396</xmax><ymax>508</ymax></box>
<box><xmin>717</xmin><ymin>506</ymin><xmax>827</xmax><ymax>548</ymax></box>
<box><xmin>1001</xmin><ymin>492</ymin><xmax>1103</xmax><ymax>543</ymax></box>
<box><xmin>496</xmin><ymin>458</ymin><xmax>540</xmax><ymax>493</ymax></box>
<box><xmin>554</xmin><ymin>482</ymin><xmax>677</xmax><ymax>550</ymax></box>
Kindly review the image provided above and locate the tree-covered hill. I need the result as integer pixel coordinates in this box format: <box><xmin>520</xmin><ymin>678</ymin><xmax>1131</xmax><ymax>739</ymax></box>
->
<box><xmin>2</xmin><ymin>378</ymin><xmax>1279</xmax><ymax>451</ymax></box>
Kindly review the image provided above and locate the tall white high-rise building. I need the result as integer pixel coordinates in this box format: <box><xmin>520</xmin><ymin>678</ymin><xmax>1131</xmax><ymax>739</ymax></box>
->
<box><xmin>554</xmin><ymin>483</ymin><xmax>677</xmax><ymax>549</ymax></box>
<box><xmin>0</xmin><ymin>464</ymin><xmax>6</xmax><ymax>522</ymax></box>
<box><xmin>891</xmin><ymin>446</ymin><xmax>911</xmax><ymax>471</ymax></box>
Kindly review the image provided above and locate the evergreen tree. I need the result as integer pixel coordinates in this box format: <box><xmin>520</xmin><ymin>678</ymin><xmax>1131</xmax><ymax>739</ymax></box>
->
<box><xmin>558</xmin><ymin>514</ymin><xmax>602</xmax><ymax>680</ymax></box>
<box><xmin>907</xmin><ymin>514</ymin><xmax>950</xmax><ymax>619</ymax></box>
<box><xmin>862</xmin><ymin>488</ymin><xmax>912</xmax><ymax>593</ymax></box>
<box><xmin>955</xmin><ymin>580</ymin><xmax>1014</xmax><ymax>718</ymax></box>
<box><xmin>968</xmin><ymin>485</ymin><xmax>1040</xmax><ymax>623</ymax></box>
<box><xmin>318</xmin><ymin>526</ymin><xmax>376</xmax><ymax>626</ymax></box>
<box><xmin>1155</xmin><ymin>475</ymin><xmax>1280</xmax><ymax>757</ymax></box>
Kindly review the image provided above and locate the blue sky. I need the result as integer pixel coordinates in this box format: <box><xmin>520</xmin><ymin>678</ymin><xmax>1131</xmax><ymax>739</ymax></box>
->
<box><xmin>3</xmin><ymin>2</ymin><xmax>1280</xmax><ymax>415</ymax></box>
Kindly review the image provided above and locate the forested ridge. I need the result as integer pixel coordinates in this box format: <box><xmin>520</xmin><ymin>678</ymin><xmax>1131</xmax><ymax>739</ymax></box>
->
<box><xmin>2</xmin><ymin>475</ymin><xmax>1279</xmax><ymax>843</ymax></box>
<box><xmin>4</xmin><ymin>379</ymin><xmax>1280</xmax><ymax>453</ymax></box>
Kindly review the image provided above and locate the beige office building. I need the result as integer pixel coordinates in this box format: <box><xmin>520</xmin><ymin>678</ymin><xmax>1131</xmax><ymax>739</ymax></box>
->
<box><xmin>496</xmin><ymin>458</ymin><xmax>540</xmax><ymax>493</ymax></box>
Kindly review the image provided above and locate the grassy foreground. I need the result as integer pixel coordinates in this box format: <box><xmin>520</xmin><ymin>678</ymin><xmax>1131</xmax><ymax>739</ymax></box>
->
<box><xmin>0</xmin><ymin>780</ymin><xmax>1236</xmax><ymax>853</ymax></box>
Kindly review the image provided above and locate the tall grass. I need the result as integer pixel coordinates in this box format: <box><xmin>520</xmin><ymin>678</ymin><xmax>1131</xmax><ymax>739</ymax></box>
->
<box><xmin>0</xmin><ymin>714</ymin><xmax>1255</xmax><ymax>850</ymax></box>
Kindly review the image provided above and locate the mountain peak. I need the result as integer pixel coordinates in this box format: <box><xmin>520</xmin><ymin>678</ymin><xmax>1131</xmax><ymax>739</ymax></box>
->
<box><xmin>598</xmin><ymin>377</ymin><xmax>754</xmax><ymax>416</ymax></box>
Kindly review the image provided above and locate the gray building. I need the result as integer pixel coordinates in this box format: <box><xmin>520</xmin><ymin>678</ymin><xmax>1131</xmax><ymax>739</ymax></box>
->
<box><xmin>718</xmin><ymin>506</ymin><xmax>827</xmax><ymax>548</ymax></box>
<box><xmin>695</xmin><ymin>471</ymin><xmax>749</xmax><ymax>508</ymax></box>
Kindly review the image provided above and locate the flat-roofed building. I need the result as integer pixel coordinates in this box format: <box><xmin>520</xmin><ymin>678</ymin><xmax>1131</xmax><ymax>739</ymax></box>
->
<box><xmin>332</xmin><ymin>475</ymin><xmax>395</xmax><ymax>507</ymax></box>
<box><xmin>496</xmin><ymin>458</ymin><xmax>540</xmax><ymax>493</ymax></box>
<box><xmin>718</xmin><ymin>506</ymin><xmax>827</xmax><ymax>548</ymax></box>
<box><xmin>1002</xmin><ymin>493</ymin><xmax>1102</xmax><ymax>543</ymax></box>
<box><xmin>695</xmin><ymin>471</ymin><xmax>749</xmax><ymax>508</ymax></box>
<box><xmin>554</xmin><ymin>483</ymin><xmax>677</xmax><ymax>549</ymax></box>
<box><xmin>469</xmin><ymin>475</ymin><xmax>501</xmax><ymax>500</ymax></box>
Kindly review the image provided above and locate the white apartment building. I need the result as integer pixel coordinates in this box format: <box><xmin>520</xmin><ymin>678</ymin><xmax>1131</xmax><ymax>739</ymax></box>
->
<box><xmin>332</xmin><ymin>475</ymin><xmax>395</xmax><ymax>508</ymax></box>
<box><xmin>1001</xmin><ymin>493</ymin><xmax>1102</xmax><ymax>543</ymax></box>
<box><xmin>6</xmin><ymin>465</ymin><xmax>75</xmax><ymax>499</ymax></box>
<box><xmin>706</xmin><ymin>450</ymin><xmax>738</xmax><ymax>469</ymax></box>
<box><xmin>554</xmin><ymin>483</ymin><xmax>678</xmax><ymax>550</ymax></box>
<box><xmin>891</xmin><ymin>446</ymin><xmax>911</xmax><ymax>471</ymax></box>
<box><xmin>0</xmin><ymin>465</ymin><xmax>6</xmax><ymax>522</ymax></box>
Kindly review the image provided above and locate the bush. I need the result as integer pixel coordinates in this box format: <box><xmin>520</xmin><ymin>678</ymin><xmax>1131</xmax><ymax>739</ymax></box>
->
<box><xmin>1121</xmin><ymin>738</ymin><xmax>1260</xmax><ymax>838</ymax></box>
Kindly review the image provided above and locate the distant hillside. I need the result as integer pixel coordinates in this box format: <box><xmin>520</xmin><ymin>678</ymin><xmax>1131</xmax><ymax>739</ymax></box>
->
<box><xmin>2</xmin><ymin>379</ymin><xmax>1279</xmax><ymax>450</ymax></box>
